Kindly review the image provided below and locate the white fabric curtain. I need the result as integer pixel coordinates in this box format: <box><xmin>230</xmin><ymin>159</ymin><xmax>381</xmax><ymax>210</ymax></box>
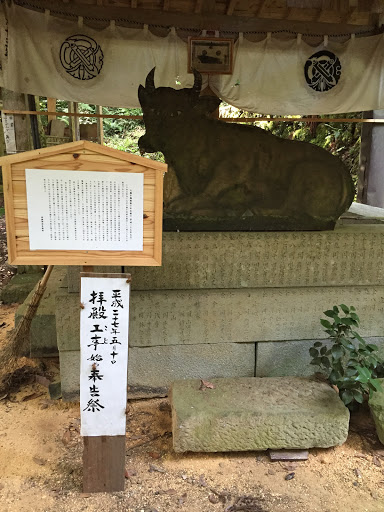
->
<box><xmin>2</xmin><ymin>3</ymin><xmax>384</xmax><ymax>114</ymax></box>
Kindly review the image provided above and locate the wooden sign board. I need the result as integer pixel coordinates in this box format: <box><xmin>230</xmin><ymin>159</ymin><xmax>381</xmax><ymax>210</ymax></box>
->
<box><xmin>0</xmin><ymin>140</ymin><xmax>167</xmax><ymax>266</ymax></box>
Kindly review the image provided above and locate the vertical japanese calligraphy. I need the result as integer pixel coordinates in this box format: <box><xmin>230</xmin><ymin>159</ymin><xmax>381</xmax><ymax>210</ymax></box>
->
<box><xmin>80</xmin><ymin>275</ymin><xmax>130</xmax><ymax>436</ymax></box>
<box><xmin>25</xmin><ymin>169</ymin><xmax>144</xmax><ymax>251</ymax></box>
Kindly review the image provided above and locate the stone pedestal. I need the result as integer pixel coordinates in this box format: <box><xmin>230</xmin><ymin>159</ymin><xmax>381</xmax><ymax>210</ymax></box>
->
<box><xmin>56</xmin><ymin>224</ymin><xmax>384</xmax><ymax>400</ymax></box>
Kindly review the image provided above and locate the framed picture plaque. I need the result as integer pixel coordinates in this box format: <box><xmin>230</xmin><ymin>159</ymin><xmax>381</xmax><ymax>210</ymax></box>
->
<box><xmin>188</xmin><ymin>37</ymin><xmax>234</xmax><ymax>75</ymax></box>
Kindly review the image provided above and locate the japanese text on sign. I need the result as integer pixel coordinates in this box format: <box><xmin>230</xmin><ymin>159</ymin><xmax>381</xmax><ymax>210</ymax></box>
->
<box><xmin>25</xmin><ymin>169</ymin><xmax>144</xmax><ymax>251</ymax></box>
<box><xmin>80</xmin><ymin>275</ymin><xmax>130</xmax><ymax>436</ymax></box>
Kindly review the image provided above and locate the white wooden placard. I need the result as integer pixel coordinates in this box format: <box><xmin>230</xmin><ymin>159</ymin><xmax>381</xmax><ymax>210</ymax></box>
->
<box><xmin>80</xmin><ymin>274</ymin><xmax>130</xmax><ymax>437</ymax></box>
<box><xmin>25</xmin><ymin>169</ymin><xmax>144</xmax><ymax>251</ymax></box>
<box><xmin>1</xmin><ymin>113</ymin><xmax>17</xmax><ymax>154</ymax></box>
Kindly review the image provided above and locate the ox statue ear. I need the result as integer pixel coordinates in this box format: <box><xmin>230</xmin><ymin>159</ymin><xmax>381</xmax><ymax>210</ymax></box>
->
<box><xmin>194</xmin><ymin>95</ymin><xmax>222</xmax><ymax>115</ymax></box>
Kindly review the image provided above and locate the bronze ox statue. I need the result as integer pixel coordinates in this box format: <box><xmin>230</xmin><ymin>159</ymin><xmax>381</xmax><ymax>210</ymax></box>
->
<box><xmin>138</xmin><ymin>68</ymin><xmax>355</xmax><ymax>230</ymax></box>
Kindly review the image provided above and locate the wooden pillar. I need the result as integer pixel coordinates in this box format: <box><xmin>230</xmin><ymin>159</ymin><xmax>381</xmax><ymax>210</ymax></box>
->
<box><xmin>97</xmin><ymin>106</ymin><xmax>104</xmax><ymax>145</ymax></box>
<box><xmin>69</xmin><ymin>102</ymin><xmax>80</xmax><ymax>141</ymax></box>
<box><xmin>1</xmin><ymin>88</ymin><xmax>32</xmax><ymax>153</ymax></box>
<box><xmin>357</xmin><ymin>111</ymin><xmax>373</xmax><ymax>204</ymax></box>
<box><xmin>359</xmin><ymin>110</ymin><xmax>384</xmax><ymax>207</ymax></box>
<box><xmin>47</xmin><ymin>98</ymin><xmax>57</xmax><ymax>123</ymax></box>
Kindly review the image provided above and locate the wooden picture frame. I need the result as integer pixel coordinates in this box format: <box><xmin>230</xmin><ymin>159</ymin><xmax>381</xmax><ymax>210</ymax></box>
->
<box><xmin>188</xmin><ymin>37</ymin><xmax>234</xmax><ymax>75</ymax></box>
<box><xmin>0</xmin><ymin>140</ymin><xmax>167</xmax><ymax>266</ymax></box>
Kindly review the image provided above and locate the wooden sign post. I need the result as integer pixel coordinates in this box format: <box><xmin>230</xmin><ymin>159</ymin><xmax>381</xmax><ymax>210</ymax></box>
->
<box><xmin>81</xmin><ymin>272</ymin><xmax>131</xmax><ymax>493</ymax></box>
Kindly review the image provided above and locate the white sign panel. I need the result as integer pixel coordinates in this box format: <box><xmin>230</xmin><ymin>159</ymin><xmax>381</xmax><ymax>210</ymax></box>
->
<box><xmin>80</xmin><ymin>275</ymin><xmax>130</xmax><ymax>437</ymax></box>
<box><xmin>1</xmin><ymin>113</ymin><xmax>17</xmax><ymax>154</ymax></box>
<box><xmin>25</xmin><ymin>169</ymin><xmax>144</xmax><ymax>251</ymax></box>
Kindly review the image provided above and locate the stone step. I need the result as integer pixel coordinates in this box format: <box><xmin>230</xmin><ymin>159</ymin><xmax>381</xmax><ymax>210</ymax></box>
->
<box><xmin>171</xmin><ymin>377</ymin><xmax>349</xmax><ymax>452</ymax></box>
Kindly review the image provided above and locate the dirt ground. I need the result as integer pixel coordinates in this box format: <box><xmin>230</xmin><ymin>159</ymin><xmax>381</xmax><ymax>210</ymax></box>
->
<box><xmin>0</xmin><ymin>305</ymin><xmax>384</xmax><ymax>512</ymax></box>
<box><xmin>1</xmin><ymin>208</ymin><xmax>384</xmax><ymax>511</ymax></box>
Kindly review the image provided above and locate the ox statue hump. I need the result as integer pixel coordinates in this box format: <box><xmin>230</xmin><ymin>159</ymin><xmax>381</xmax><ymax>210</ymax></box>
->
<box><xmin>138</xmin><ymin>68</ymin><xmax>355</xmax><ymax>231</ymax></box>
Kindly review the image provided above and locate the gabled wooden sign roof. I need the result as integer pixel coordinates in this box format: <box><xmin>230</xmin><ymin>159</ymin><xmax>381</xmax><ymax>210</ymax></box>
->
<box><xmin>0</xmin><ymin>140</ymin><xmax>167</xmax><ymax>173</ymax></box>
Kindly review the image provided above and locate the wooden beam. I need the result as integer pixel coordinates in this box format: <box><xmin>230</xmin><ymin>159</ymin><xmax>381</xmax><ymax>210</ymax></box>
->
<box><xmin>227</xmin><ymin>0</ymin><xmax>238</xmax><ymax>15</ymax></box>
<box><xmin>2</xmin><ymin>109</ymin><xmax>381</xmax><ymax>123</ymax></box>
<box><xmin>163</xmin><ymin>0</ymin><xmax>170</xmax><ymax>10</ymax></box>
<box><xmin>14</xmin><ymin>0</ymin><xmax>377</xmax><ymax>35</ymax></box>
<box><xmin>2</xmin><ymin>109</ymin><xmax>143</xmax><ymax>119</ymax></box>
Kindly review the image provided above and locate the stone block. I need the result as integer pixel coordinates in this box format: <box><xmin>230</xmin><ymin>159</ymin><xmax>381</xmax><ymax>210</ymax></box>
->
<box><xmin>60</xmin><ymin>350</ymin><xmax>80</xmax><ymax>402</ymax></box>
<box><xmin>128</xmin><ymin>343</ymin><xmax>255</xmax><ymax>390</ymax></box>
<box><xmin>369</xmin><ymin>379</ymin><xmax>384</xmax><ymax>445</ymax></box>
<box><xmin>129</xmin><ymin>287</ymin><xmax>384</xmax><ymax>347</ymax></box>
<box><xmin>56</xmin><ymin>289</ymin><xmax>80</xmax><ymax>351</ymax></box>
<box><xmin>56</xmin><ymin>285</ymin><xmax>384</xmax><ymax>349</ymax></box>
<box><xmin>67</xmin><ymin>266</ymin><xmax>123</xmax><ymax>293</ymax></box>
<box><xmin>60</xmin><ymin>342</ymin><xmax>255</xmax><ymax>402</ymax></box>
<box><xmin>118</xmin><ymin>227</ymin><xmax>384</xmax><ymax>290</ymax></box>
<box><xmin>1</xmin><ymin>272</ymin><xmax>42</xmax><ymax>304</ymax></box>
<box><xmin>171</xmin><ymin>377</ymin><xmax>350</xmax><ymax>452</ymax></box>
<box><xmin>15</xmin><ymin>266</ymin><xmax>67</xmax><ymax>357</ymax></box>
<box><xmin>256</xmin><ymin>337</ymin><xmax>384</xmax><ymax>377</ymax></box>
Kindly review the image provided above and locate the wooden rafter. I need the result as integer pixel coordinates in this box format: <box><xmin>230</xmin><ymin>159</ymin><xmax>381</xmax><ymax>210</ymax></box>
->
<box><xmin>14</xmin><ymin>0</ymin><xmax>377</xmax><ymax>34</ymax></box>
<box><xmin>227</xmin><ymin>0</ymin><xmax>238</xmax><ymax>15</ymax></box>
<box><xmin>344</xmin><ymin>6</ymin><xmax>357</xmax><ymax>23</ymax></box>
<box><xmin>256</xmin><ymin>0</ymin><xmax>268</xmax><ymax>17</ymax></box>
<box><xmin>315</xmin><ymin>8</ymin><xmax>325</xmax><ymax>21</ymax></box>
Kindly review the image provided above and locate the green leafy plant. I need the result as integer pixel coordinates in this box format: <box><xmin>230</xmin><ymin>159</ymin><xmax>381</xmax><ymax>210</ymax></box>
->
<box><xmin>309</xmin><ymin>305</ymin><xmax>382</xmax><ymax>408</ymax></box>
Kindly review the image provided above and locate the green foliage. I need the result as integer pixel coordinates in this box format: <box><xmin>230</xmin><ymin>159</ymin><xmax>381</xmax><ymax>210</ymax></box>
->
<box><xmin>105</xmin><ymin>127</ymin><xmax>165</xmax><ymax>163</ymax></box>
<box><xmin>309</xmin><ymin>305</ymin><xmax>382</xmax><ymax>409</ymax></box>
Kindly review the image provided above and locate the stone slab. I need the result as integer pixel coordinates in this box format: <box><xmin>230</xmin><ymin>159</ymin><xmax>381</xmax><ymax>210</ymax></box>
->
<box><xmin>128</xmin><ymin>343</ymin><xmax>255</xmax><ymax>388</ymax></box>
<box><xmin>171</xmin><ymin>377</ymin><xmax>350</xmax><ymax>452</ymax></box>
<box><xmin>60</xmin><ymin>350</ymin><xmax>80</xmax><ymax>402</ymax></box>
<box><xmin>56</xmin><ymin>286</ymin><xmax>384</xmax><ymax>350</ymax></box>
<box><xmin>60</xmin><ymin>342</ymin><xmax>255</xmax><ymax>402</ymax></box>
<box><xmin>1</xmin><ymin>272</ymin><xmax>42</xmax><ymax>304</ymax></box>
<box><xmin>15</xmin><ymin>266</ymin><xmax>66</xmax><ymax>357</ymax></box>
<box><xmin>369</xmin><ymin>379</ymin><xmax>384</xmax><ymax>446</ymax></box>
<box><xmin>64</xmin><ymin>227</ymin><xmax>384</xmax><ymax>292</ymax></box>
<box><xmin>256</xmin><ymin>337</ymin><xmax>384</xmax><ymax>377</ymax></box>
